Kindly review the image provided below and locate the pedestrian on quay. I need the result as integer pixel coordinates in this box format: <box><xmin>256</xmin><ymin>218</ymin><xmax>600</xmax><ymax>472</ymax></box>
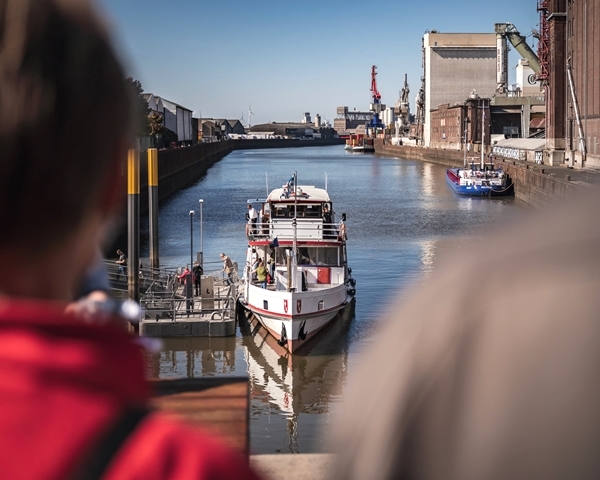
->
<box><xmin>116</xmin><ymin>249</ymin><xmax>127</xmax><ymax>279</ymax></box>
<box><xmin>0</xmin><ymin>1</ymin><xmax>261</xmax><ymax>478</ymax></box>
<box><xmin>177</xmin><ymin>266</ymin><xmax>194</xmax><ymax>315</ymax></box>
<box><xmin>192</xmin><ymin>261</ymin><xmax>203</xmax><ymax>296</ymax></box>
<box><xmin>221</xmin><ymin>253</ymin><xmax>234</xmax><ymax>285</ymax></box>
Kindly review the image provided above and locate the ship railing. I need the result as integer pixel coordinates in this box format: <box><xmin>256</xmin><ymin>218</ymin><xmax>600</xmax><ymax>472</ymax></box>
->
<box><xmin>246</xmin><ymin>220</ymin><xmax>342</xmax><ymax>241</ymax></box>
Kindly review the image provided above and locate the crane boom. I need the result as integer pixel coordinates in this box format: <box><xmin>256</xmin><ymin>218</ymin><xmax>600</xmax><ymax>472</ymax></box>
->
<box><xmin>370</xmin><ymin>65</ymin><xmax>381</xmax><ymax>102</ymax></box>
<box><xmin>494</xmin><ymin>23</ymin><xmax>541</xmax><ymax>73</ymax></box>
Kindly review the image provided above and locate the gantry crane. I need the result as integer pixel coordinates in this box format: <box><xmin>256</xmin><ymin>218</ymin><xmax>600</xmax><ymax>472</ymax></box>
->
<box><xmin>368</xmin><ymin>65</ymin><xmax>385</xmax><ymax>132</ymax></box>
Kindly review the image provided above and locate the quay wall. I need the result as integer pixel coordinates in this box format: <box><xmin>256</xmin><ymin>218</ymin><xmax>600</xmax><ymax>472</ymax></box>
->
<box><xmin>374</xmin><ymin>139</ymin><xmax>585</xmax><ymax>208</ymax></box>
<box><xmin>493</xmin><ymin>160</ymin><xmax>582</xmax><ymax>209</ymax></box>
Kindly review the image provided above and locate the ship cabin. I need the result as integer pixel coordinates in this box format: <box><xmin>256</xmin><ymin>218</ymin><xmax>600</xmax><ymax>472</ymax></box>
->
<box><xmin>245</xmin><ymin>185</ymin><xmax>348</xmax><ymax>291</ymax></box>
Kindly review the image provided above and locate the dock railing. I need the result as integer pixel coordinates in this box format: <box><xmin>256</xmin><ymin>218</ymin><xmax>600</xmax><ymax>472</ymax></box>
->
<box><xmin>105</xmin><ymin>261</ymin><xmax>238</xmax><ymax>324</ymax></box>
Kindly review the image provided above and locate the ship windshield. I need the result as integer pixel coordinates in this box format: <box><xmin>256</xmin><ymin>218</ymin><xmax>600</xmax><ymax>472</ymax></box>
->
<box><xmin>272</xmin><ymin>246</ymin><xmax>339</xmax><ymax>266</ymax></box>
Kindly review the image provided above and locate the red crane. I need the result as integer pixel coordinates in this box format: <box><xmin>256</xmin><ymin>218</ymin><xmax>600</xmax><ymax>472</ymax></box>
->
<box><xmin>370</xmin><ymin>65</ymin><xmax>381</xmax><ymax>103</ymax></box>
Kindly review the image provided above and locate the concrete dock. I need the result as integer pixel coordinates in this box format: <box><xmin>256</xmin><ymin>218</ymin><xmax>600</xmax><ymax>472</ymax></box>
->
<box><xmin>250</xmin><ymin>454</ymin><xmax>333</xmax><ymax>480</ymax></box>
<box><xmin>140</xmin><ymin>280</ymin><xmax>237</xmax><ymax>337</ymax></box>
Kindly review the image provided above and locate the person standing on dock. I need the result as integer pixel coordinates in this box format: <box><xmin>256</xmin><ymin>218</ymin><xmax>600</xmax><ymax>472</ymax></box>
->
<box><xmin>192</xmin><ymin>261</ymin><xmax>203</xmax><ymax>296</ymax></box>
<box><xmin>0</xmin><ymin>1</ymin><xmax>261</xmax><ymax>479</ymax></box>
<box><xmin>177</xmin><ymin>266</ymin><xmax>194</xmax><ymax>315</ymax></box>
<box><xmin>116</xmin><ymin>249</ymin><xmax>127</xmax><ymax>279</ymax></box>
<box><xmin>221</xmin><ymin>253</ymin><xmax>234</xmax><ymax>285</ymax></box>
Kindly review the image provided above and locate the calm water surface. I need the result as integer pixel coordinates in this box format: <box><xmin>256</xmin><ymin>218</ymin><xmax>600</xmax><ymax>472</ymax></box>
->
<box><xmin>141</xmin><ymin>145</ymin><xmax>524</xmax><ymax>453</ymax></box>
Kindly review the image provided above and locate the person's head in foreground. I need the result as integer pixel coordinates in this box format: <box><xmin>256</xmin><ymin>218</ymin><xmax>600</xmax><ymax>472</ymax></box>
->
<box><xmin>329</xmin><ymin>188</ymin><xmax>600</xmax><ymax>480</ymax></box>
<box><xmin>0</xmin><ymin>1</ymin><xmax>260</xmax><ymax>478</ymax></box>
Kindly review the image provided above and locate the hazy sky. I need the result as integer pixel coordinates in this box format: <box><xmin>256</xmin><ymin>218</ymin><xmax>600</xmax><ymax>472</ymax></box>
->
<box><xmin>96</xmin><ymin>0</ymin><xmax>540</xmax><ymax>126</ymax></box>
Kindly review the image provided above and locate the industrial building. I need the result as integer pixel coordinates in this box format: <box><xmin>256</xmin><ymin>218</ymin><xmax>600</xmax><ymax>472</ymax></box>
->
<box><xmin>249</xmin><ymin>122</ymin><xmax>337</xmax><ymax>140</ymax></box>
<box><xmin>144</xmin><ymin>94</ymin><xmax>193</xmax><ymax>144</ymax></box>
<box><xmin>334</xmin><ymin>106</ymin><xmax>374</xmax><ymax>137</ymax></box>
<box><xmin>422</xmin><ymin>32</ymin><xmax>497</xmax><ymax>147</ymax></box>
<box><xmin>563</xmin><ymin>0</ymin><xmax>600</xmax><ymax>167</ymax></box>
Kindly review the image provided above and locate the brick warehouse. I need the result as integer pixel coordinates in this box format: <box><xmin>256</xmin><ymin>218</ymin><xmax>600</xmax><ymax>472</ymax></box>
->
<box><xmin>546</xmin><ymin>0</ymin><xmax>600</xmax><ymax>167</ymax></box>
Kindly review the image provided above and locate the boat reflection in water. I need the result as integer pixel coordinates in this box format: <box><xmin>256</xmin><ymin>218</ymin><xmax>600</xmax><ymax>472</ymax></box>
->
<box><xmin>145</xmin><ymin>336</ymin><xmax>238</xmax><ymax>379</ymax></box>
<box><xmin>240</xmin><ymin>299</ymin><xmax>356</xmax><ymax>452</ymax></box>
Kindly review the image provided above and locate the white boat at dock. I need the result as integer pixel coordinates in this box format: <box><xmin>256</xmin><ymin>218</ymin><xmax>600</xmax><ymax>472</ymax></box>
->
<box><xmin>238</xmin><ymin>173</ymin><xmax>356</xmax><ymax>353</ymax></box>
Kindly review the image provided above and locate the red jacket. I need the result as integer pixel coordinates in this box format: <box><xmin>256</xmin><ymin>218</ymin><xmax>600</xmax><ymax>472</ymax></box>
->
<box><xmin>0</xmin><ymin>298</ymin><xmax>260</xmax><ymax>480</ymax></box>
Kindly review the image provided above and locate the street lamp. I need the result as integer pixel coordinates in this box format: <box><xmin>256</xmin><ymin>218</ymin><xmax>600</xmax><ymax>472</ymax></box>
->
<box><xmin>187</xmin><ymin>210</ymin><xmax>195</xmax><ymax>313</ymax></box>
<box><xmin>199</xmin><ymin>199</ymin><xmax>204</xmax><ymax>269</ymax></box>
<box><xmin>189</xmin><ymin>210</ymin><xmax>195</xmax><ymax>269</ymax></box>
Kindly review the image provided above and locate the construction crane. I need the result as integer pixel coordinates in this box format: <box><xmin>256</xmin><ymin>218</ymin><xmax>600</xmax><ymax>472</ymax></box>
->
<box><xmin>368</xmin><ymin>65</ymin><xmax>385</xmax><ymax>132</ymax></box>
<box><xmin>494</xmin><ymin>23</ymin><xmax>541</xmax><ymax>93</ymax></box>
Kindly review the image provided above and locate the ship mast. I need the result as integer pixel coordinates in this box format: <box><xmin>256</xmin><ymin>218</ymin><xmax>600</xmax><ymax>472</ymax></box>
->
<box><xmin>290</xmin><ymin>172</ymin><xmax>298</xmax><ymax>292</ymax></box>
<box><xmin>480</xmin><ymin>99</ymin><xmax>485</xmax><ymax>170</ymax></box>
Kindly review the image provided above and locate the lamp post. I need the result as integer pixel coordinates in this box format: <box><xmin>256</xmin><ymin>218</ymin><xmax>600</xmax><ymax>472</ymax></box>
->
<box><xmin>189</xmin><ymin>210</ymin><xmax>195</xmax><ymax>269</ymax></box>
<box><xmin>187</xmin><ymin>210</ymin><xmax>195</xmax><ymax>313</ymax></box>
<box><xmin>199</xmin><ymin>199</ymin><xmax>204</xmax><ymax>269</ymax></box>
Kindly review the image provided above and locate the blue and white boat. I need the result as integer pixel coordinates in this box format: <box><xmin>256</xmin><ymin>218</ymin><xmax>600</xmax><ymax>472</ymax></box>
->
<box><xmin>446</xmin><ymin>98</ymin><xmax>512</xmax><ymax>197</ymax></box>
<box><xmin>446</xmin><ymin>165</ymin><xmax>512</xmax><ymax>197</ymax></box>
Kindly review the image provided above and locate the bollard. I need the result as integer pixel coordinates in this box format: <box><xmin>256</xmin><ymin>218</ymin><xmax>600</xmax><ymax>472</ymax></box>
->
<box><xmin>148</xmin><ymin>148</ymin><xmax>159</xmax><ymax>269</ymax></box>
<box><xmin>541</xmin><ymin>169</ymin><xmax>545</xmax><ymax>174</ymax></box>
<box><xmin>127</xmin><ymin>149</ymin><xmax>140</xmax><ymax>307</ymax></box>
<box><xmin>566</xmin><ymin>175</ymin><xmax>571</xmax><ymax>181</ymax></box>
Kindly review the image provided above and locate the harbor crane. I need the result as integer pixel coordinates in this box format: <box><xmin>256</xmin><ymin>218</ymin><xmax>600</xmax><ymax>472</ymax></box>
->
<box><xmin>367</xmin><ymin>65</ymin><xmax>385</xmax><ymax>133</ymax></box>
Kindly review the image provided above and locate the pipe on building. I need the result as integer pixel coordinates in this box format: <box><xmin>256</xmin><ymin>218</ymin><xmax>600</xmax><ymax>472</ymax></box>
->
<box><xmin>566</xmin><ymin>58</ymin><xmax>587</xmax><ymax>163</ymax></box>
<box><xmin>494</xmin><ymin>23</ymin><xmax>541</xmax><ymax>81</ymax></box>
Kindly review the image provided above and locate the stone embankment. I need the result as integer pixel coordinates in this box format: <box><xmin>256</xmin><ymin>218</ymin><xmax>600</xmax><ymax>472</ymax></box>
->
<box><xmin>374</xmin><ymin>139</ymin><xmax>597</xmax><ymax>208</ymax></box>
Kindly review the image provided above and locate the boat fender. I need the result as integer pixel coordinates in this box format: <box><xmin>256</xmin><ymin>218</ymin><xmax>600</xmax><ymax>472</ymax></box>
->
<box><xmin>277</xmin><ymin>323</ymin><xmax>288</xmax><ymax>347</ymax></box>
<box><xmin>349</xmin><ymin>278</ymin><xmax>356</xmax><ymax>287</ymax></box>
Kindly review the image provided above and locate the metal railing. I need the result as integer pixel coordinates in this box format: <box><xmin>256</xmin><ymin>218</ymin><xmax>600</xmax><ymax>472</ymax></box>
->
<box><xmin>246</xmin><ymin>220</ymin><xmax>342</xmax><ymax>241</ymax></box>
<box><xmin>105</xmin><ymin>260</ymin><xmax>239</xmax><ymax>323</ymax></box>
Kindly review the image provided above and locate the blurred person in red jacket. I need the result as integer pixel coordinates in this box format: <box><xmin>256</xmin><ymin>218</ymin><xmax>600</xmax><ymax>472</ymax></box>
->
<box><xmin>0</xmin><ymin>1</ymin><xmax>260</xmax><ymax>479</ymax></box>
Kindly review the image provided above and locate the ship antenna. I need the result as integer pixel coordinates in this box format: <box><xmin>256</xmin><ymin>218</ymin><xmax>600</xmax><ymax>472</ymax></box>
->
<box><xmin>325</xmin><ymin>172</ymin><xmax>328</xmax><ymax>191</ymax></box>
<box><xmin>291</xmin><ymin>172</ymin><xmax>298</xmax><ymax>292</ymax></box>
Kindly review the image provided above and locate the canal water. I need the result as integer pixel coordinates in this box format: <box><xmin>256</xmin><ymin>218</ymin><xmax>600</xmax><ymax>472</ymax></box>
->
<box><xmin>141</xmin><ymin>145</ymin><xmax>524</xmax><ymax>454</ymax></box>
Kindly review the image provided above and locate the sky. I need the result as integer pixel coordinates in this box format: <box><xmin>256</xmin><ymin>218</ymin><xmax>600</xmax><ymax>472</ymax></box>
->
<box><xmin>96</xmin><ymin>0</ymin><xmax>541</xmax><ymax>126</ymax></box>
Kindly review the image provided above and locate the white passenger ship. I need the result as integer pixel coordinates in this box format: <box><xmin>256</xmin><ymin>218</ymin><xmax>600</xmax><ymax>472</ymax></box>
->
<box><xmin>239</xmin><ymin>174</ymin><xmax>356</xmax><ymax>353</ymax></box>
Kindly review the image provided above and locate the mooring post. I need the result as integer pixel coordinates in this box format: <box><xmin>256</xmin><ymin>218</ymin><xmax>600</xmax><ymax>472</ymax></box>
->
<box><xmin>148</xmin><ymin>148</ymin><xmax>159</xmax><ymax>269</ymax></box>
<box><xmin>127</xmin><ymin>148</ymin><xmax>140</xmax><ymax>304</ymax></box>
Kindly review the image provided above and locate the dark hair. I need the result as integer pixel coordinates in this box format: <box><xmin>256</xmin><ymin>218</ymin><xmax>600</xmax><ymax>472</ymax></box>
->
<box><xmin>0</xmin><ymin>0</ymin><xmax>133</xmax><ymax>250</ymax></box>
